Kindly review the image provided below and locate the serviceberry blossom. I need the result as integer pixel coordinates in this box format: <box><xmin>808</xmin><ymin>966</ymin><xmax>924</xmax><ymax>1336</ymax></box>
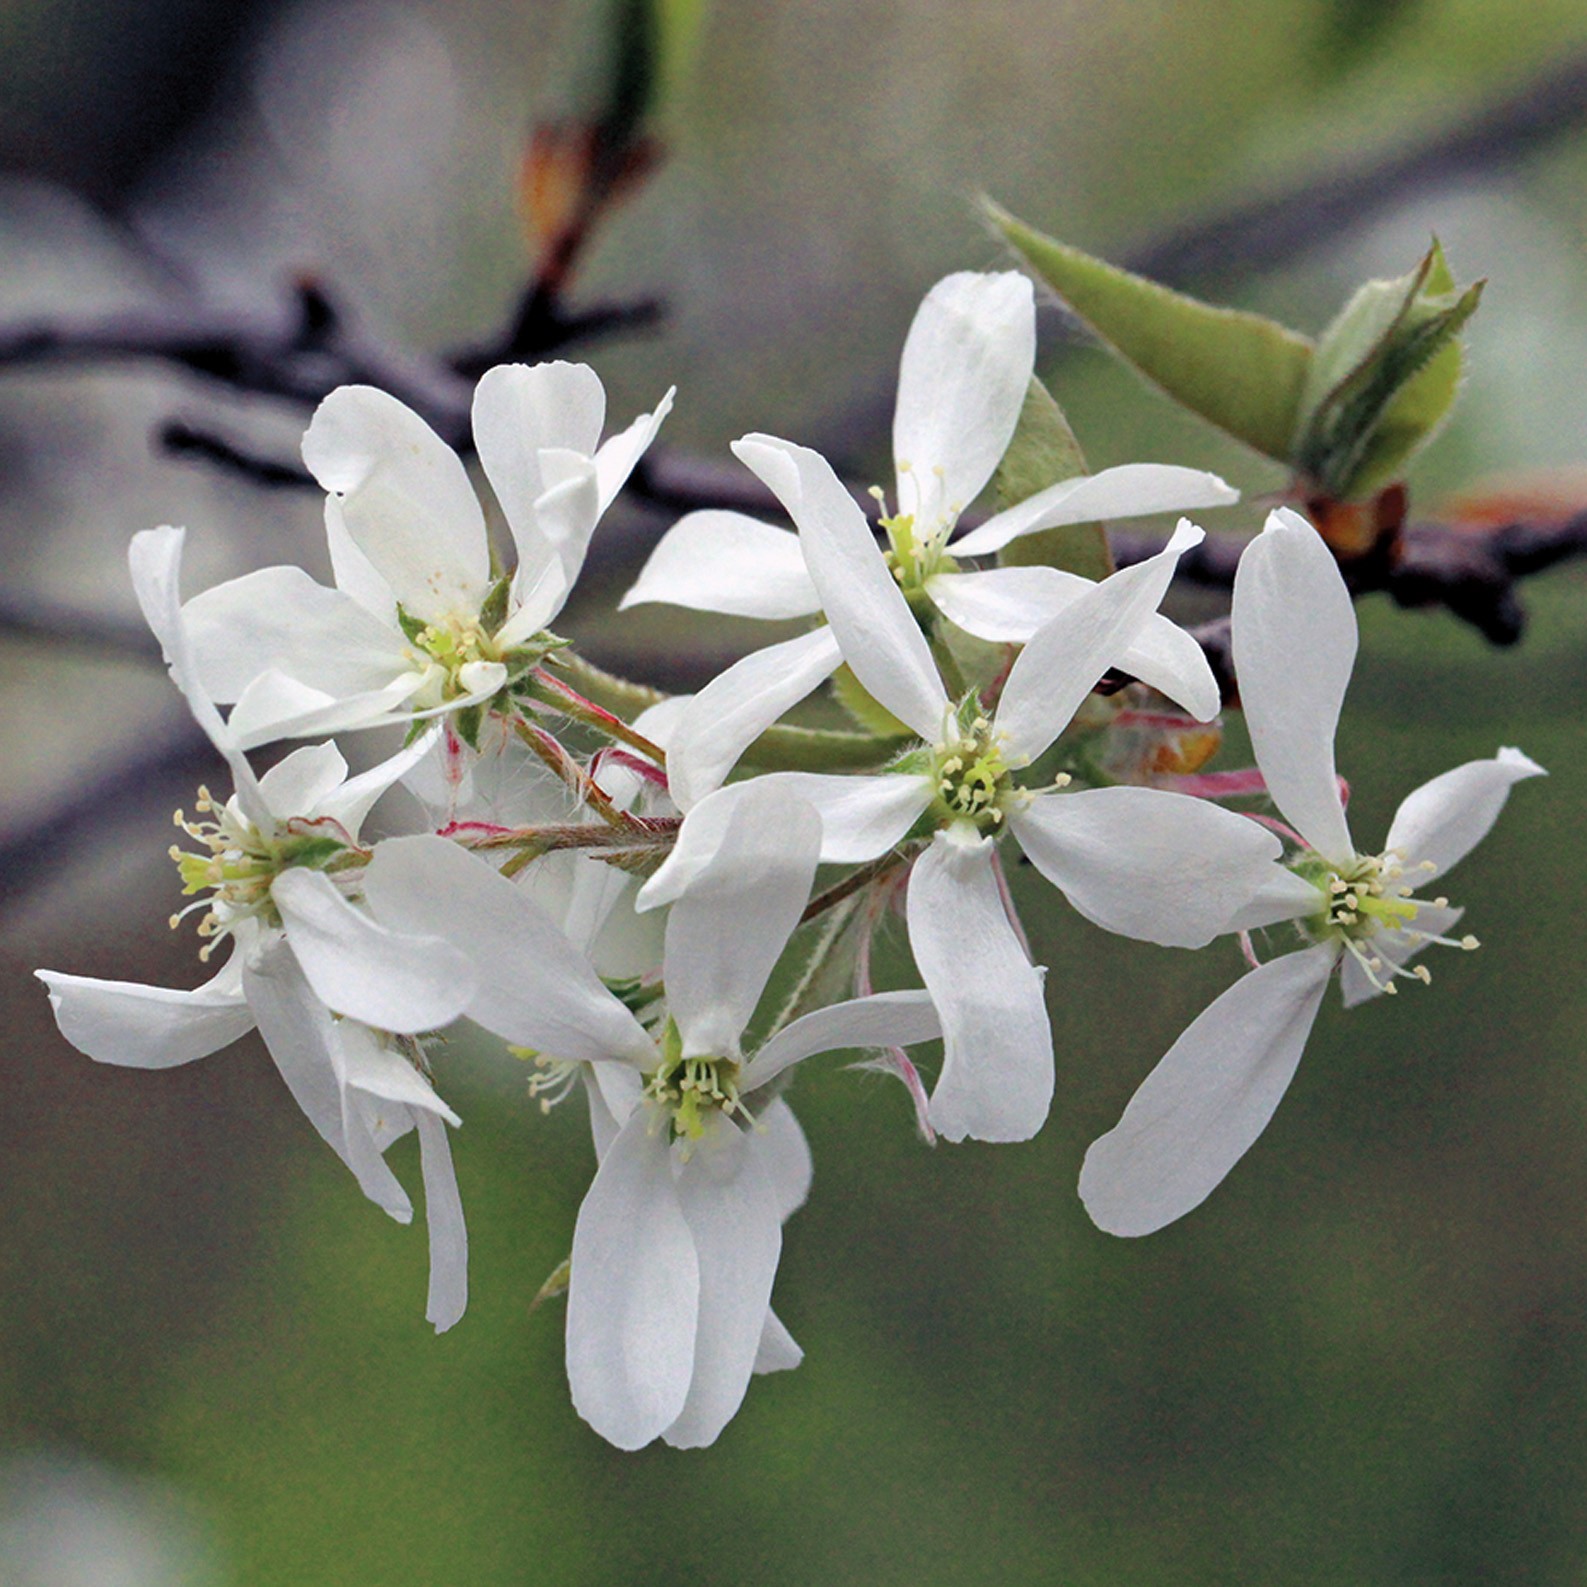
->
<box><xmin>37</xmin><ymin>527</ymin><xmax>476</xmax><ymax>1329</ymax></box>
<box><xmin>1079</xmin><ymin>509</ymin><xmax>1546</xmax><ymax>1237</ymax></box>
<box><xmin>348</xmin><ymin>783</ymin><xmax>942</xmax><ymax>1447</ymax></box>
<box><xmin>623</xmin><ymin>269</ymin><xmax>1237</xmax><ymax>665</ymax></box>
<box><xmin>180</xmin><ymin>362</ymin><xmax>671</xmax><ymax>748</ymax></box>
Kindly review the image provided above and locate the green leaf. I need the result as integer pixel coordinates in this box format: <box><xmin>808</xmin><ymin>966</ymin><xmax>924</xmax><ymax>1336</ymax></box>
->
<box><xmin>992</xmin><ymin>376</ymin><xmax>1113</xmax><ymax>580</ymax></box>
<box><xmin>988</xmin><ymin>201</ymin><xmax>1314</xmax><ymax>463</ymax></box>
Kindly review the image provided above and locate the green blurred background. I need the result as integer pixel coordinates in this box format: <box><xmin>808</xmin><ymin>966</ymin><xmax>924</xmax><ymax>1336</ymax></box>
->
<box><xmin>2</xmin><ymin>0</ymin><xmax>1586</xmax><ymax>1581</ymax></box>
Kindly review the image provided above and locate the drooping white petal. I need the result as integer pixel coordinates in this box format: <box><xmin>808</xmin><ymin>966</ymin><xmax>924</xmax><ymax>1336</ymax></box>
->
<box><xmin>360</xmin><ymin>835</ymin><xmax>655</xmax><ymax>1065</ymax></box>
<box><xmin>415</xmin><ymin>1110</ymin><xmax>468</xmax><ymax>1332</ymax></box>
<box><xmin>314</xmin><ymin>725</ymin><xmax>444</xmax><ymax>838</ymax></box>
<box><xmin>224</xmin><ymin>668</ymin><xmax>432</xmax><ymax>751</ymax></box>
<box><xmin>753</xmin><ymin>1310</ymin><xmax>804</xmax><ymax>1375</ymax></box>
<box><xmin>732</xmin><ymin>435</ymin><xmax>948</xmax><ymax>740</ymax></box>
<box><xmin>665</xmin><ymin>625</ymin><xmax>844</xmax><ymax>811</ymax></box>
<box><xmin>744</xmin><ymin>990</ymin><xmax>943</xmax><ymax>1093</ymax></box>
<box><xmin>1079</xmin><ymin>942</ymin><xmax>1336</xmax><ymax>1237</ymax></box>
<box><xmin>1232</xmin><ymin>509</ymin><xmax>1356</xmax><ymax>865</ymax></box>
<box><xmin>665</xmin><ymin>786</ymin><xmax>821</xmax><ymax>1060</ymax></box>
<box><xmin>892</xmin><ymin>271</ymin><xmax>1034</xmax><ymax>538</ymax></box>
<box><xmin>257</xmin><ymin>742</ymin><xmax>350</xmax><ymax>819</ymax></box>
<box><xmin>1009</xmin><ymin>787</ymin><xmax>1287</xmax><ymax>949</ymax></box>
<box><xmin>567</xmin><ymin>1111</ymin><xmax>700</xmax><ymax>1450</ymax></box>
<box><xmin>36</xmin><ymin>956</ymin><xmax>254</xmax><ymax>1069</ymax></box>
<box><xmin>337</xmin><ymin>1027</ymin><xmax>462</xmax><ymax>1128</ymax></box>
<box><xmin>662</xmin><ymin>1125</ymin><xmax>783</xmax><ymax>1449</ymax></box>
<box><xmin>1384</xmin><ymin>747</ymin><xmax>1545</xmax><ymax>883</ymax></box>
<box><xmin>755</xmin><ymin>1097</ymin><xmax>813</xmax><ymax>1221</ymax></box>
<box><xmin>619</xmin><ymin>510</ymin><xmax>821</xmax><ymax>619</ymax></box>
<box><xmin>592</xmin><ymin>388</ymin><xmax>673</xmax><ymax>514</ymax></box>
<box><xmin>181</xmin><ymin>566</ymin><xmax>408</xmax><ymax>704</ymax></box>
<box><xmin>128</xmin><ymin>528</ymin><xmax>269</xmax><ymax>828</ymax></box>
<box><xmin>302</xmin><ymin>385</ymin><xmax>489</xmax><ymax>622</ymax></box>
<box><xmin>929</xmin><ymin>567</ymin><xmax>1219</xmax><ymax>719</ymax></box>
<box><xmin>325</xmin><ymin>496</ymin><xmax>395</xmax><ymax>618</ymax></box>
<box><xmin>908</xmin><ymin>828</ymin><xmax>1052</xmax><ymax>1143</ymax></box>
<box><xmin>995</xmin><ymin>521</ymin><xmax>1204</xmax><ymax>762</ymax></box>
<box><xmin>1339</xmin><ymin>902</ymin><xmax>1463</xmax><ymax>1008</ymax></box>
<box><xmin>950</xmin><ymin>463</ymin><xmax>1238</xmax><ymax>559</ymax></box>
<box><xmin>269</xmin><ymin>867</ymin><xmax>477</xmax><ymax>1035</ymax></box>
<box><xmin>641</xmin><ymin>771</ymin><xmax>927</xmax><ymax>913</ymax></box>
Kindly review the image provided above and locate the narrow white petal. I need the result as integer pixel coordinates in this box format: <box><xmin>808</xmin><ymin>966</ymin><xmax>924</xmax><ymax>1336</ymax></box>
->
<box><xmin>1079</xmin><ymin>943</ymin><xmax>1336</xmax><ymax>1236</ymax></box>
<box><xmin>1010</xmin><ymin>787</ymin><xmax>1287</xmax><ymax>949</ymax></box>
<box><xmin>592</xmin><ymin>388</ymin><xmax>673</xmax><ymax>514</ymax></box>
<box><xmin>1232</xmin><ymin>509</ymin><xmax>1356</xmax><ymax>864</ymax></box>
<box><xmin>665</xmin><ymin>625</ymin><xmax>843</xmax><ymax>811</ymax></box>
<box><xmin>892</xmin><ymin>271</ymin><xmax>1034</xmax><ymax>537</ymax></box>
<box><xmin>37</xmin><ymin>958</ymin><xmax>253</xmax><ymax>1069</ymax></box>
<box><xmin>224</xmin><ymin>669</ymin><xmax>429</xmax><ymax>750</ymax></box>
<box><xmin>732</xmin><ymin>435</ymin><xmax>948</xmax><ymax>740</ymax></box>
<box><xmin>1225</xmin><ymin>868</ymin><xmax>1326</xmax><ymax>933</ymax></box>
<box><xmin>663</xmin><ymin>1125</ymin><xmax>783</xmax><ymax>1449</ymax></box>
<box><xmin>325</xmin><ymin>495</ymin><xmax>395</xmax><ymax>618</ymax></box>
<box><xmin>269</xmin><ymin>867</ymin><xmax>477</xmax><ymax>1034</ymax></box>
<box><xmin>744</xmin><ymin>990</ymin><xmax>942</xmax><ymax>1093</ymax></box>
<box><xmin>567</xmin><ymin>1112</ymin><xmax>699</xmax><ymax>1450</ymax></box>
<box><xmin>1340</xmin><ymin>902</ymin><xmax>1463</xmax><ymax>1008</ymax></box>
<box><xmin>950</xmin><ymin>463</ymin><xmax>1238</xmax><ymax>559</ymax></box>
<box><xmin>755</xmin><ymin>1097</ymin><xmax>813</xmax><ymax>1221</ymax></box>
<box><xmin>360</xmin><ymin>836</ymin><xmax>655</xmax><ymax>1065</ymax></box>
<box><xmin>908</xmin><ymin>829</ymin><xmax>1053</xmax><ymax>1143</ymax></box>
<box><xmin>995</xmin><ymin>522</ymin><xmax>1204</xmax><ymax>761</ymax></box>
<box><xmin>257</xmin><ymin>742</ymin><xmax>349</xmax><ymax>819</ymax></box>
<box><xmin>182</xmin><ymin>566</ymin><xmax>406</xmax><ymax>703</ymax></box>
<box><xmin>415</xmin><ymin>1110</ymin><xmax>468</xmax><ymax>1332</ymax></box>
<box><xmin>753</xmin><ymin>1309</ymin><xmax>804</xmax><ymax>1375</ymax></box>
<box><xmin>1384</xmin><ymin>747</ymin><xmax>1545</xmax><ymax>882</ymax></box>
<box><xmin>620</xmin><ymin>510</ymin><xmax>821</xmax><ymax>619</ymax></box>
<box><xmin>314</xmin><ymin>725</ymin><xmax>444</xmax><ymax>837</ymax></box>
<box><xmin>665</xmin><ymin>785</ymin><xmax>821</xmax><ymax>1059</ymax></box>
<box><xmin>338</xmin><ymin>1032</ymin><xmax>462</xmax><ymax>1128</ymax></box>
<box><xmin>302</xmin><ymin>385</ymin><xmax>488</xmax><ymax>621</ymax></box>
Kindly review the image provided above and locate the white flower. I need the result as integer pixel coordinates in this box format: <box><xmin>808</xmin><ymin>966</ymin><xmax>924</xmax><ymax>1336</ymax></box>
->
<box><xmin>354</xmin><ymin>783</ymin><xmax>941</xmax><ymax>1447</ymax></box>
<box><xmin>639</xmin><ymin>447</ymin><xmax>1287</xmax><ymax>1143</ymax></box>
<box><xmin>179</xmin><ymin>363</ymin><xmax>671</xmax><ymax>748</ymax></box>
<box><xmin>1078</xmin><ymin>509</ymin><xmax>1546</xmax><ymax>1237</ymax></box>
<box><xmin>621</xmin><ymin>270</ymin><xmax>1236</xmax><ymax>699</ymax></box>
<box><xmin>36</xmin><ymin>527</ymin><xmax>476</xmax><ymax>1329</ymax></box>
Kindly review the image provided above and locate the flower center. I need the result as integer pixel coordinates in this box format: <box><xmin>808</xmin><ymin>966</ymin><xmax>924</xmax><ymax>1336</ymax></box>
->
<box><xmin>401</xmin><ymin>608</ymin><xmax>503</xmax><ymax>703</ymax></box>
<box><xmin>644</xmin><ymin>1021</ymin><xmax>749</xmax><ymax>1146</ymax></box>
<box><xmin>929</xmin><ymin>713</ymin><xmax>1025</xmax><ymax>831</ymax></box>
<box><xmin>875</xmin><ymin>497</ymin><xmax>957</xmax><ymax>606</ymax></box>
<box><xmin>168</xmin><ymin>787</ymin><xmax>350</xmax><ymax>960</ymax></box>
<box><xmin>1296</xmin><ymin>849</ymin><xmax>1479</xmax><ymax>994</ymax></box>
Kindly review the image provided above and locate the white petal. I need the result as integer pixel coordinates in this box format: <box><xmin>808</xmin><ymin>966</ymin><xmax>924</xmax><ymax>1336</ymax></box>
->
<box><xmin>181</xmin><ymin>566</ymin><xmax>406</xmax><ymax>703</ymax></box>
<box><xmin>641</xmin><ymin>771</ymin><xmax>927</xmax><ymax>912</ymax></box>
<box><xmin>36</xmin><ymin>957</ymin><xmax>253</xmax><ymax>1069</ymax></box>
<box><xmin>360</xmin><ymin>835</ymin><xmax>655</xmax><ymax>1065</ymax></box>
<box><xmin>995</xmin><ymin>521</ymin><xmax>1204</xmax><ymax>761</ymax></box>
<box><xmin>128</xmin><ymin>528</ymin><xmax>269</xmax><ymax>827</ymax></box>
<box><xmin>665</xmin><ymin>625</ymin><xmax>844</xmax><ymax>811</ymax></box>
<box><xmin>892</xmin><ymin>271</ymin><xmax>1034</xmax><ymax>537</ymax></box>
<box><xmin>1232</xmin><ymin>509</ymin><xmax>1356</xmax><ymax>864</ymax></box>
<box><xmin>1384</xmin><ymin>747</ymin><xmax>1546</xmax><ymax>882</ymax></box>
<box><xmin>224</xmin><ymin>668</ymin><xmax>429</xmax><ymax>750</ymax></box>
<box><xmin>257</xmin><ymin>742</ymin><xmax>349</xmax><ymax>819</ymax></box>
<box><xmin>302</xmin><ymin>385</ymin><xmax>489</xmax><ymax>621</ymax></box>
<box><xmin>665</xmin><ymin>785</ymin><xmax>821</xmax><ymax>1059</ymax></box>
<box><xmin>753</xmin><ymin>1309</ymin><xmax>804</xmax><ymax>1375</ymax></box>
<box><xmin>732</xmin><ymin>435</ymin><xmax>948</xmax><ymax>740</ymax></box>
<box><xmin>929</xmin><ymin>567</ymin><xmax>1218</xmax><ymax>718</ymax></box>
<box><xmin>338</xmin><ymin>1031</ymin><xmax>461</xmax><ymax>1128</ymax></box>
<box><xmin>744</xmin><ymin>990</ymin><xmax>943</xmax><ymax>1093</ymax></box>
<box><xmin>314</xmin><ymin>725</ymin><xmax>444</xmax><ymax>837</ymax></box>
<box><xmin>1339</xmin><ymin>902</ymin><xmax>1463</xmax><ymax>1008</ymax></box>
<box><xmin>592</xmin><ymin>388</ymin><xmax>673</xmax><ymax>514</ymax></box>
<box><xmin>951</xmin><ymin>463</ymin><xmax>1238</xmax><ymax>559</ymax></box>
<box><xmin>1224</xmin><ymin>867</ymin><xmax>1326</xmax><ymax>933</ymax></box>
<box><xmin>908</xmin><ymin>828</ymin><xmax>1052</xmax><ymax>1143</ymax></box>
<box><xmin>269</xmin><ymin>867</ymin><xmax>478</xmax><ymax>1034</ymax></box>
<box><xmin>663</xmin><ymin>1125</ymin><xmax>783</xmax><ymax>1449</ymax></box>
<box><xmin>1079</xmin><ymin>943</ymin><xmax>1336</xmax><ymax>1236</ymax></box>
<box><xmin>567</xmin><ymin>1111</ymin><xmax>700</xmax><ymax>1450</ymax></box>
<box><xmin>1010</xmin><ymin>787</ymin><xmax>1287</xmax><ymax>948</ymax></box>
<box><xmin>585</xmin><ymin>1064</ymin><xmax>645</xmax><ymax>1161</ymax></box>
<box><xmin>619</xmin><ymin>510</ymin><xmax>821</xmax><ymax>619</ymax></box>
<box><xmin>755</xmin><ymin>1097</ymin><xmax>813</xmax><ymax>1221</ymax></box>
<box><xmin>415</xmin><ymin>1110</ymin><xmax>468</xmax><ymax>1332</ymax></box>
<box><xmin>325</xmin><ymin>495</ymin><xmax>395</xmax><ymax>617</ymax></box>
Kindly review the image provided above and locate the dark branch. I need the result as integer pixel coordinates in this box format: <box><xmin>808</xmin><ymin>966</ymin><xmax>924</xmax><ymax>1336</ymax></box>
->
<box><xmin>160</xmin><ymin>422</ymin><xmax>314</xmax><ymax>490</ymax></box>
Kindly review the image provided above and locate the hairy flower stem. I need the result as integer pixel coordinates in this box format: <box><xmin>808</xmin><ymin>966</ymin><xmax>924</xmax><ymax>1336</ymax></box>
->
<box><xmin>512</xmin><ymin>719</ymin><xmax>633</xmax><ymax>830</ymax></box>
<box><xmin>522</xmin><ymin>665</ymin><xmax>667</xmax><ymax>766</ymax></box>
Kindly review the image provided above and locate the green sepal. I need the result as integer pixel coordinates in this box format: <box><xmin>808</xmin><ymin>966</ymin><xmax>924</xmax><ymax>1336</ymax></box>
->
<box><xmin>279</xmin><ymin>835</ymin><xmax>350</xmax><ymax>871</ymax></box>
<box><xmin>830</xmin><ymin>662</ymin><xmax>913</xmax><ymax>738</ymax></box>
<box><xmin>1293</xmin><ymin>240</ymin><xmax>1484</xmax><ymax>498</ymax></box>
<box><xmin>478</xmin><ymin>573</ymin><xmax>514</xmax><ymax>636</ymax></box>
<box><xmin>528</xmin><ymin>1257</ymin><xmax>571</xmax><ymax>1316</ymax></box>
<box><xmin>452</xmin><ymin>703</ymin><xmax>484</xmax><ymax>751</ymax></box>
<box><xmin>395</xmin><ymin>605</ymin><xmax>428</xmax><ymax>645</ymax></box>
<box><xmin>992</xmin><ymin>374</ymin><xmax>1112</xmax><ymax>580</ymax></box>
<box><xmin>988</xmin><ymin>200</ymin><xmax>1314</xmax><ymax>463</ymax></box>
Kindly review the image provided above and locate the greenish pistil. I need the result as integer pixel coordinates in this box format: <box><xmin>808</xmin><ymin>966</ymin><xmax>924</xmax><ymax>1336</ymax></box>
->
<box><xmin>644</xmin><ymin>1021</ymin><xmax>749</xmax><ymax>1145</ymax></box>
<box><xmin>405</xmin><ymin>611</ymin><xmax>502</xmax><ymax>699</ymax></box>
<box><xmin>930</xmin><ymin>715</ymin><xmax>1026</xmax><ymax>831</ymax></box>
<box><xmin>168</xmin><ymin>788</ymin><xmax>348</xmax><ymax>960</ymax></box>
<box><xmin>876</xmin><ymin>501</ymin><xmax>957</xmax><ymax>608</ymax></box>
<box><xmin>1296</xmin><ymin>849</ymin><xmax>1479</xmax><ymax>994</ymax></box>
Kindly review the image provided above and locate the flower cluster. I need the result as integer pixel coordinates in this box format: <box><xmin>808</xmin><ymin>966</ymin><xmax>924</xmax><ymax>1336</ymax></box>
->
<box><xmin>37</xmin><ymin>272</ymin><xmax>1542</xmax><ymax>1448</ymax></box>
